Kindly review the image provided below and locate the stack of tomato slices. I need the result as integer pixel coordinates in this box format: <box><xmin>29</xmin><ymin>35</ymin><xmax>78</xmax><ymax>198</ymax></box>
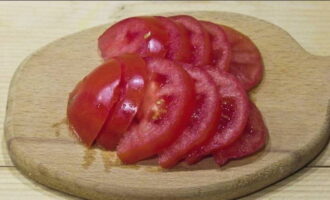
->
<box><xmin>67</xmin><ymin>15</ymin><xmax>268</xmax><ymax>168</ymax></box>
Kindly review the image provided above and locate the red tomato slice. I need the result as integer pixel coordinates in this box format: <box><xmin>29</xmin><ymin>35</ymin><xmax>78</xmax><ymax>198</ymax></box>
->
<box><xmin>171</xmin><ymin>15</ymin><xmax>212</xmax><ymax>66</ymax></box>
<box><xmin>156</xmin><ymin>16</ymin><xmax>192</xmax><ymax>62</ymax></box>
<box><xmin>67</xmin><ymin>59</ymin><xmax>121</xmax><ymax>146</ymax></box>
<box><xmin>98</xmin><ymin>17</ymin><xmax>168</xmax><ymax>60</ymax></box>
<box><xmin>158</xmin><ymin>65</ymin><xmax>221</xmax><ymax>168</ymax></box>
<box><xmin>221</xmin><ymin>25</ymin><xmax>264</xmax><ymax>91</ymax></box>
<box><xmin>186</xmin><ymin>67</ymin><xmax>249</xmax><ymax>164</ymax></box>
<box><xmin>117</xmin><ymin>58</ymin><xmax>195</xmax><ymax>164</ymax></box>
<box><xmin>96</xmin><ymin>54</ymin><xmax>148</xmax><ymax>150</ymax></box>
<box><xmin>213</xmin><ymin>103</ymin><xmax>268</xmax><ymax>166</ymax></box>
<box><xmin>200</xmin><ymin>21</ymin><xmax>231</xmax><ymax>71</ymax></box>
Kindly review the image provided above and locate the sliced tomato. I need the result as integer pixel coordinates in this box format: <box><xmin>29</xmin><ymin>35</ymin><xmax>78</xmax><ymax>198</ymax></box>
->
<box><xmin>156</xmin><ymin>16</ymin><xmax>192</xmax><ymax>62</ymax></box>
<box><xmin>67</xmin><ymin>59</ymin><xmax>121</xmax><ymax>146</ymax></box>
<box><xmin>186</xmin><ymin>67</ymin><xmax>249</xmax><ymax>164</ymax></box>
<box><xmin>99</xmin><ymin>17</ymin><xmax>169</xmax><ymax>60</ymax></box>
<box><xmin>200</xmin><ymin>21</ymin><xmax>231</xmax><ymax>71</ymax></box>
<box><xmin>96</xmin><ymin>54</ymin><xmax>148</xmax><ymax>150</ymax></box>
<box><xmin>171</xmin><ymin>15</ymin><xmax>212</xmax><ymax>66</ymax></box>
<box><xmin>117</xmin><ymin>58</ymin><xmax>195</xmax><ymax>164</ymax></box>
<box><xmin>158</xmin><ymin>65</ymin><xmax>220</xmax><ymax>168</ymax></box>
<box><xmin>213</xmin><ymin>103</ymin><xmax>268</xmax><ymax>166</ymax></box>
<box><xmin>220</xmin><ymin>25</ymin><xmax>264</xmax><ymax>91</ymax></box>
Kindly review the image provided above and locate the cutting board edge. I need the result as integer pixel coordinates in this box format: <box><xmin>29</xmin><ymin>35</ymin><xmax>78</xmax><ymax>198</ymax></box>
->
<box><xmin>6</xmin><ymin>128</ymin><xmax>329</xmax><ymax>200</ymax></box>
<box><xmin>5</xmin><ymin>51</ymin><xmax>330</xmax><ymax>199</ymax></box>
<box><xmin>4</xmin><ymin>10</ymin><xmax>330</xmax><ymax>200</ymax></box>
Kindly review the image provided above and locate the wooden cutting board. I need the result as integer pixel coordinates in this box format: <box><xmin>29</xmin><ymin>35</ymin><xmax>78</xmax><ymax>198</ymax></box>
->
<box><xmin>4</xmin><ymin>11</ymin><xmax>330</xmax><ymax>200</ymax></box>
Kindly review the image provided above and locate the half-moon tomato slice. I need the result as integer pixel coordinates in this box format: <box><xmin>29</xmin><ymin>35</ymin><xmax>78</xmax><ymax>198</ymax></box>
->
<box><xmin>117</xmin><ymin>58</ymin><xmax>195</xmax><ymax>164</ymax></box>
<box><xmin>96</xmin><ymin>54</ymin><xmax>148</xmax><ymax>150</ymax></box>
<box><xmin>186</xmin><ymin>67</ymin><xmax>249</xmax><ymax>164</ymax></box>
<box><xmin>213</xmin><ymin>103</ymin><xmax>268</xmax><ymax>166</ymax></box>
<box><xmin>200</xmin><ymin>21</ymin><xmax>231</xmax><ymax>71</ymax></box>
<box><xmin>67</xmin><ymin>59</ymin><xmax>121</xmax><ymax>146</ymax></box>
<box><xmin>171</xmin><ymin>15</ymin><xmax>212</xmax><ymax>66</ymax></box>
<box><xmin>99</xmin><ymin>17</ymin><xmax>168</xmax><ymax>60</ymax></box>
<box><xmin>221</xmin><ymin>25</ymin><xmax>264</xmax><ymax>91</ymax></box>
<box><xmin>156</xmin><ymin>16</ymin><xmax>192</xmax><ymax>62</ymax></box>
<box><xmin>158</xmin><ymin>65</ymin><xmax>221</xmax><ymax>168</ymax></box>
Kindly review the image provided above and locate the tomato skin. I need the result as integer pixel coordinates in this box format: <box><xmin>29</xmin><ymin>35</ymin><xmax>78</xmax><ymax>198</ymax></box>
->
<box><xmin>220</xmin><ymin>25</ymin><xmax>264</xmax><ymax>91</ymax></box>
<box><xmin>213</xmin><ymin>103</ymin><xmax>268</xmax><ymax>166</ymax></box>
<box><xmin>186</xmin><ymin>67</ymin><xmax>249</xmax><ymax>164</ymax></box>
<box><xmin>67</xmin><ymin>59</ymin><xmax>121</xmax><ymax>146</ymax></box>
<box><xmin>99</xmin><ymin>17</ymin><xmax>169</xmax><ymax>60</ymax></box>
<box><xmin>171</xmin><ymin>15</ymin><xmax>212</xmax><ymax>66</ymax></box>
<box><xmin>117</xmin><ymin>58</ymin><xmax>195</xmax><ymax>164</ymax></box>
<box><xmin>80</xmin><ymin>15</ymin><xmax>267</xmax><ymax>167</ymax></box>
<box><xmin>158</xmin><ymin>65</ymin><xmax>221</xmax><ymax>168</ymax></box>
<box><xmin>200</xmin><ymin>21</ymin><xmax>231</xmax><ymax>71</ymax></box>
<box><xmin>156</xmin><ymin>16</ymin><xmax>193</xmax><ymax>62</ymax></box>
<box><xmin>96</xmin><ymin>54</ymin><xmax>148</xmax><ymax>150</ymax></box>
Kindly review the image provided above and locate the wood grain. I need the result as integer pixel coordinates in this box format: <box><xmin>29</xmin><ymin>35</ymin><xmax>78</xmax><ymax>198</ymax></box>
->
<box><xmin>4</xmin><ymin>11</ymin><xmax>330</xmax><ymax>200</ymax></box>
<box><xmin>1</xmin><ymin>2</ymin><xmax>330</xmax><ymax>200</ymax></box>
<box><xmin>1</xmin><ymin>166</ymin><xmax>330</xmax><ymax>200</ymax></box>
<box><xmin>2</xmin><ymin>1</ymin><xmax>330</xmax><ymax>167</ymax></box>
<box><xmin>241</xmin><ymin>167</ymin><xmax>330</xmax><ymax>199</ymax></box>
<box><xmin>0</xmin><ymin>167</ymin><xmax>79</xmax><ymax>200</ymax></box>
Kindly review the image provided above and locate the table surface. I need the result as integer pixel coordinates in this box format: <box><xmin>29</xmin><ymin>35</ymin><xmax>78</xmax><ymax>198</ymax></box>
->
<box><xmin>1</xmin><ymin>1</ymin><xmax>329</xmax><ymax>199</ymax></box>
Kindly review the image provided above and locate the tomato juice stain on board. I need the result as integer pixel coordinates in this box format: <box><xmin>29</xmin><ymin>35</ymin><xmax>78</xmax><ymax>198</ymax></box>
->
<box><xmin>99</xmin><ymin>148</ymin><xmax>165</xmax><ymax>172</ymax></box>
<box><xmin>82</xmin><ymin>148</ymin><xmax>97</xmax><ymax>169</ymax></box>
<box><xmin>52</xmin><ymin>118</ymin><xmax>83</xmax><ymax>142</ymax></box>
<box><xmin>118</xmin><ymin>164</ymin><xmax>163</xmax><ymax>172</ymax></box>
<box><xmin>100</xmin><ymin>151</ymin><xmax>120</xmax><ymax>172</ymax></box>
<box><xmin>145</xmin><ymin>166</ymin><xmax>163</xmax><ymax>172</ymax></box>
<box><xmin>54</xmin><ymin>128</ymin><xmax>60</xmax><ymax>137</ymax></box>
<box><xmin>51</xmin><ymin>118</ymin><xmax>68</xmax><ymax>137</ymax></box>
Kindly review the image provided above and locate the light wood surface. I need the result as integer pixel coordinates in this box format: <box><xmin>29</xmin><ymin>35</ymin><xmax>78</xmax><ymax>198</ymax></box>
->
<box><xmin>5</xmin><ymin>8</ymin><xmax>330</xmax><ymax>200</ymax></box>
<box><xmin>1</xmin><ymin>1</ymin><xmax>330</xmax><ymax>199</ymax></box>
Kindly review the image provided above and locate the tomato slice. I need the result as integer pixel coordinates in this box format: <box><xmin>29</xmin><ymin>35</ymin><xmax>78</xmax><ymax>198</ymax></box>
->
<box><xmin>156</xmin><ymin>16</ymin><xmax>192</xmax><ymax>62</ymax></box>
<box><xmin>213</xmin><ymin>103</ymin><xmax>268</xmax><ymax>166</ymax></box>
<box><xmin>171</xmin><ymin>15</ymin><xmax>212</xmax><ymax>66</ymax></box>
<box><xmin>67</xmin><ymin>59</ymin><xmax>121</xmax><ymax>146</ymax></box>
<box><xmin>117</xmin><ymin>58</ymin><xmax>195</xmax><ymax>164</ymax></box>
<box><xmin>200</xmin><ymin>21</ymin><xmax>231</xmax><ymax>71</ymax></box>
<box><xmin>186</xmin><ymin>67</ymin><xmax>249</xmax><ymax>164</ymax></box>
<box><xmin>158</xmin><ymin>65</ymin><xmax>221</xmax><ymax>168</ymax></box>
<box><xmin>98</xmin><ymin>17</ymin><xmax>169</xmax><ymax>60</ymax></box>
<box><xmin>96</xmin><ymin>54</ymin><xmax>148</xmax><ymax>150</ymax></box>
<box><xmin>221</xmin><ymin>25</ymin><xmax>264</xmax><ymax>91</ymax></box>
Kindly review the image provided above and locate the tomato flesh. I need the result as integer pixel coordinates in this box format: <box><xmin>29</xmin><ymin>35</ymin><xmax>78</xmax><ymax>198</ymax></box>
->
<box><xmin>96</xmin><ymin>54</ymin><xmax>148</xmax><ymax>150</ymax></box>
<box><xmin>200</xmin><ymin>21</ymin><xmax>231</xmax><ymax>71</ymax></box>
<box><xmin>81</xmin><ymin>15</ymin><xmax>267</xmax><ymax>167</ymax></box>
<box><xmin>156</xmin><ymin>16</ymin><xmax>192</xmax><ymax>62</ymax></box>
<box><xmin>186</xmin><ymin>68</ymin><xmax>249</xmax><ymax>164</ymax></box>
<box><xmin>213</xmin><ymin>103</ymin><xmax>268</xmax><ymax>166</ymax></box>
<box><xmin>67</xmin><ymin>59</ymin><xmax>121</xmax><ymax>146</ymax></box>
<box><xmin>158</xmin><ymin>65</ymin><xmax>221</xmax><ymax>168</ymax></box>
<box><xmin>171</xmin><ymin>15</ymin><xmax>212</xmax><ymax>66</ymax></box>
<box><xmin>117</xmin><ymin>58</ymin><xmax>195</xmax><ymax>164</ymax></box>
<box><xmin>221</xmin><ymin>25</ymin><xmax>264</xmax><ymax>91</ymax></box>
<box><xmin>99</xmin><ymin>17</ymin><xmax>169</xmax><ymax>60</ymax></box>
